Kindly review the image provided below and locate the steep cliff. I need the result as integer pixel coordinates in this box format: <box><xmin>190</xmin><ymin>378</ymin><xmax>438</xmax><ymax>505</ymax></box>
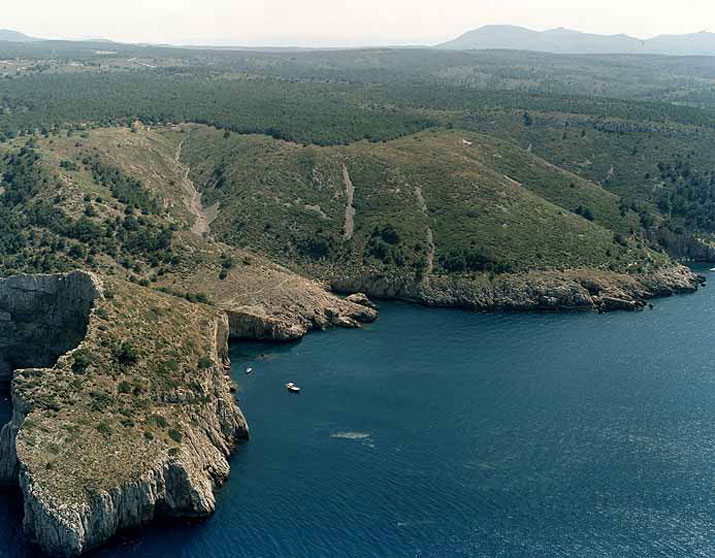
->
<box><xmin>0</xmin><ymin>272</ymin><xmax>101</xmax><ymax>483</ymax></box>
<box><xmin>0</xmin><ymin>273</ymin><xmax>248</xmax><ymax>556</ymax></box>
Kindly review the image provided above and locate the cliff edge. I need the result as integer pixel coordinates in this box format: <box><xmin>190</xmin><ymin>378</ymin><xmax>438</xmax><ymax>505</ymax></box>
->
<box><xmin>0</xmin><ymin>272</ymin><xmax>248</xmax><ymax>556</ymax></box>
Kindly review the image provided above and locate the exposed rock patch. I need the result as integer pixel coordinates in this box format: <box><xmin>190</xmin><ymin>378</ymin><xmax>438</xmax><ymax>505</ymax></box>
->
<box><xmin>345</xmin><ymin>293</ymin><xmax>377</xmax><ymax>310</ymax></box>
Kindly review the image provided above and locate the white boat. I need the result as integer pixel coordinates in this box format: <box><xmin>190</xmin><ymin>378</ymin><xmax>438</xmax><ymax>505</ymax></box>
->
<box><xmin>285</xmin><ymin>382</ymin><xmax>301</xmax><ymax>393</ymax></box>
<box><xmin>710</xmin><ymin>268</ymin><xmax>715</xmax><ymax>272</ymax></box>
<box><xmin>246</xmin><ymin>367</ymin><xmax>253</xmax><ymax>375</ymax></box>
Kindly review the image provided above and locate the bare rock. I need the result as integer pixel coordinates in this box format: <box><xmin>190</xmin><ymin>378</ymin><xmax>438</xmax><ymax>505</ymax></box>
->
<box><xmin>345</xmin><ymin>293</ymin><xmax>377</xmax><ymax>310</ymax></box>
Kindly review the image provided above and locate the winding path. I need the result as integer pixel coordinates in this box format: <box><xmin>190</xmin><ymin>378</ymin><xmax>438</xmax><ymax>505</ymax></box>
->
<box><xmin>175</xmin><ymin>139</ymin><xmax>214</xmax><ymax>236</ymax></box>
<box><xmin>342</xmin><ymin>164</ymin><xmax>356</xmax><ymax>241</ymax></box>
<box><xmin>415</xmin><ymin>185</ymin><xmax>435</xmax><ymax>279</ymax></box>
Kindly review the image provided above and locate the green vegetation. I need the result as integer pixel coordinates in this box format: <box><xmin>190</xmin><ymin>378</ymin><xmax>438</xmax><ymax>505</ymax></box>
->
<box><xmin>0</xmin><ymin>41</ymin><xmax>713</xmax><ymax>285</ymax></box>
<box><xmin>180</xmin><ymin>126</ymin><xmax>664</xmax><ymax>278</ymax></box>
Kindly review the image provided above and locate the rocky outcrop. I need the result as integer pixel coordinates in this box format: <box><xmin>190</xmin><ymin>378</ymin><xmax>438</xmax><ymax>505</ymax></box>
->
<box><xmin>649</xmin><ymin>228</ymin><xmax>715</xmax><ymax>262</ymax></box>
<box><xmin>0</xmin><ymin>271</ymin><xmax>102</xmax><ymax>484</ymax></box>
<box><xmin>224</xmin><ymin>296</ymin><xmax>378</xmax><ymax>342</ymax></box>
<box><xmin>0</xmin><ymin>274</ymin><xmax>248</xmax><ymax>556</ymax></box>
<box><xmin>331</xmin><ymin>264</ymin><xmax>702</xmax><ymax>313</ymax></box>
<box><xmin>0</xmin><ymin>272</ymin><xmax>101</xmax><ymax>386</ymax></box>
<box><xmin>345</xmin><ymin>293</ymin><xmax>378</xmax><ymax>310</ymax></box>
<box><xmin>226</xmin><ymin>308</ymin><xmax>306</xmax><ymax>341</ymax></box>
<box><xmin>225</xmin><ymin>302</ymin><xmax>377</xmax><ymax>341</ymax></box>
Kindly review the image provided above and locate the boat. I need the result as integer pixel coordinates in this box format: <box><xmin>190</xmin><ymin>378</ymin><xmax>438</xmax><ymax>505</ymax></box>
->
<box><xmin>246</xmin><ymin>367</ymin><xmax>253</xmax><ymax>375</ymax></box>
<box><xmin>285</xmin><ymin>382</ymin><xmax>301</xmax><ymax>393</ymax></box>
<box><xmin>710</xmin><ymin>268</ymin><xmax>715</xmax><ymax>272</ymax></box>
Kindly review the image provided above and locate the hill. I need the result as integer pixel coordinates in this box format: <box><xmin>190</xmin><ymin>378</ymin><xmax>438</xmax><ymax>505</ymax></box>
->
<box><xmin>0</xmin><ymin>124</ymin><xmax>697</xmax><ymax>312</ymax></box>
<box><xmin>0</xmin><ymin>29</ymin><xmax>40</xmax><ymax>43</ymax></box>
<box><xmin>439</xmin><ymin>25</ymin><xmax>643</xmax><ymax>54</ymax></box>
<box><xmin>438</xmin><ymin>25</ymin><xmax>715</xmax><ymax>56</ymax></box>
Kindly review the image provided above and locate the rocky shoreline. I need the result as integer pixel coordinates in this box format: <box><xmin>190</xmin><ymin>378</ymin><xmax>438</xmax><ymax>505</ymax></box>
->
<box><xmin>0</xmin><ymin>270</ymin><xmax>379</xmax><ymax>556</ymax></box>
<box><xmin>330</xmin><ymin>265</ymin><xmax>704</xmax><ymax>313</ymax></box>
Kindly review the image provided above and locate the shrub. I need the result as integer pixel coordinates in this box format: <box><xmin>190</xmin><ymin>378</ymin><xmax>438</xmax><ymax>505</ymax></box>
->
<box><xmin>114</xmin><ymin>342</ymin><xmax>139</xmax><ymax>366</ymax></box>
<box><xmin>148</xmin><ymin>414</ymin><xmax>168</xmax><ymax>428</ymax></box>
<box><xmin>72</xmin><ymin>349</ymin><xmax>93</xmax><ymax>374</ymax></box>
<box><xmin>96</xmin><ymin>421</ymin><xmax>112</xmax><ymax>437</ymax></box>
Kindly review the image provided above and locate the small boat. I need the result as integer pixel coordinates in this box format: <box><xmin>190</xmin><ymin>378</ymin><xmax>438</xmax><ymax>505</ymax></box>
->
<box><xmin>710</xmin><ymin>268</ymin><xmax>715</xmax><ymax>272</ymax></box>
<box><xmin>245</xmin><ymin>367</ymin><xmax>253</xmax><ymax>375</ymax></box>
<box><xmin>285</xmin><ymin>382</ymin><xmax>301</xmax><ymax>393</ymax></box>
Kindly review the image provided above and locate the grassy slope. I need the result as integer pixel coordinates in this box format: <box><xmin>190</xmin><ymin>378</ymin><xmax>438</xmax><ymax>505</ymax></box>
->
<box><xmin>0</xmin><ymin>124</ymin><xmax>675</xmax><ymax>308</ymax></box>
<box><xmin>179</xmin><ymin>125</ymin><xmax>665</xmax><ymax>278</ymax></box>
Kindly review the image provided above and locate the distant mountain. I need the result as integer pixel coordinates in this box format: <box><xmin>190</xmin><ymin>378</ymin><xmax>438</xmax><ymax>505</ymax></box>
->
<box><xmin>438</xmin><ymin>25</ymin><xmax>715</xmax><ymax>56</ymax></box>
<box><xmin>644</xmin><ymin>31</ymin><xmax>715</xmax><ymax>56</ymax></box>
<box><xmin>0</xmin><ymin>29</ymin><xmax>41</xmax><ymax>42</ymax></box>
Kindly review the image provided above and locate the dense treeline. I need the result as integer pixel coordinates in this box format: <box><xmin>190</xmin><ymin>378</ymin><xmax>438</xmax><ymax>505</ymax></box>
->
<box><xmin>0</xmin><ymin>45</ymin><xmax>714</xmax><ymax>145</ymax></box>
<box><xmin>0</xmin><ymin>41</ymin><xmax>714</xmax><ymax>267</ymax></box>
<box><xmin>0</xmin><ymin>143</ymin><xmax>175</xmax><ymax>275</ymax></box>
<box><xmin>657</xmin><ymin>156</ymin><xmax>715</xmax><ymax>232</ymax></box>
<box><xmin>0</xmin><ymin>72</ymin><xmax>436</xmax><ymax>145</ymax></box>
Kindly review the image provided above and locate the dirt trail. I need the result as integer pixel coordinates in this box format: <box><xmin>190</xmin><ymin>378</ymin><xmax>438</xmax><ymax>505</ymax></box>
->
<box><xmin>175</xmin><ymin>139</ymin><xmax>215</xmax><ymax>236</ymax></box>
<box><xmin>415</xmin><ymin>186</ymin><xmax>435</xmax><ymax>279</ymax></box>
<box><xmin>342</xmin><ymin>164</ymin><xmax>356</xmax><ymax>241</ymax></box>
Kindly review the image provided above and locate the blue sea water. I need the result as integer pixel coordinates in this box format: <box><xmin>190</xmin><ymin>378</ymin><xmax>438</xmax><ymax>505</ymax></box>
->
<box><xmin>4</xmin><ymin>272</ymin><xmax>715</xmax><ymax>556</ymax></box>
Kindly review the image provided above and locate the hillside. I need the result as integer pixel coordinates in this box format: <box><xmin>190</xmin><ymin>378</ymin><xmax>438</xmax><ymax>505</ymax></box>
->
<box><xmin>179</xmin><ymin>125</ymin><xmax>645</xmax><ymax>272</ymax></box>
<box><xmin>0</xmin><ymin>42</ymin><xmax>710</xmax><ymax>555</ymax></box>
<box><xmin>0</xmin><ymin>124</ymin><xmax>698</xmax><ymax>312</ymax></box>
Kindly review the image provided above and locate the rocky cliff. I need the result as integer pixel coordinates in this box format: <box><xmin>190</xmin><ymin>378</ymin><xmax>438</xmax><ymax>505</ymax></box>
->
<box><xmin>0</xmin><ymin>273</ymin><xmax>248</xmax><ymax>556</ymax></box>
<box><xmin>0</xmin><ymin>272</ymin><xmax>100</xmax><ymax>385</ymax></box>
<box><xmin>155</xmin><ymin>259</ymin><xmax>379</xmax><ymax>342</ymax></box>
<box><xmin>331</xmin><ymin>265</ymin><xmax>703</xmax><ymax>312</ymax></box>
<box><xmin>0</xmin><ymin>272</ymin><xmax>102</xmax><ymax>483</ymax></box>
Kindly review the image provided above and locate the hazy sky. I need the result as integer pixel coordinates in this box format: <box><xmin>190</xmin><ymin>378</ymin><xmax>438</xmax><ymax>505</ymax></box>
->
<box><xmin>5</xmin><ymin>0</ymin><xmax>715</xmax><ymax>46</ymax></box>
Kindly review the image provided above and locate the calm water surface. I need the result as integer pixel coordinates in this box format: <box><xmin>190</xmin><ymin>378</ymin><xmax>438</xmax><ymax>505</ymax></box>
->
<box><xmin>3</xmin><ymin>272</ymin><xmax>715</xmax><ymax>557</ymax></box>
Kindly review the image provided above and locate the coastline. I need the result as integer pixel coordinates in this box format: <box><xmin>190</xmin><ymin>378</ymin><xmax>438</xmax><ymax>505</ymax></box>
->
<box><xmin>330</xmin><ymin>264</ymin><xmax>704</xmax><ymax>315</ymax></box>
<box><xmin>0</xmin><ymin>263</ymin><xmax>705</xmax><ymax>556</ymax></box>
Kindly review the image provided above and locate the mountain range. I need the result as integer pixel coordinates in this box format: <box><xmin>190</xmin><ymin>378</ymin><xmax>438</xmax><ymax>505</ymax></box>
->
<box><xmin>438</xmin><ymin>25</ymin><xmax>715</xmax><ymax>56</ymax></box>
<box><xmin>0</xmin><ymin>25</ymin><xmax>714</xmax><ymax>56</ymax></box>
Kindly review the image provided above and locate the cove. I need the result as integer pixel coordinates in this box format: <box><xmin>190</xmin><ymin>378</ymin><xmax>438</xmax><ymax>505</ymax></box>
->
<box><xmin>2</xmin><ymin>271</ymin><xmax>715</xmax><ymax>556</ymax></box>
